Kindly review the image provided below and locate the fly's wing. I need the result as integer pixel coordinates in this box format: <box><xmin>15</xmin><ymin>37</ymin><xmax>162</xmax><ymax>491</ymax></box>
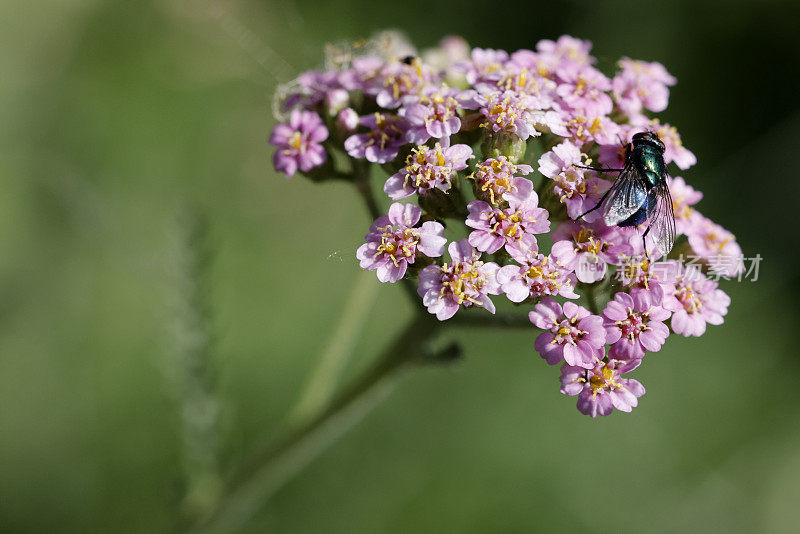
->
<box><xmin>648</xmin><ymin>179</ymin><xmax>676</xmax><ymax>256</ymax></box>
<box><xmin>601</xmin><ymin>165</ymin><xmax>648</xmax><ymax>226</ymax></box>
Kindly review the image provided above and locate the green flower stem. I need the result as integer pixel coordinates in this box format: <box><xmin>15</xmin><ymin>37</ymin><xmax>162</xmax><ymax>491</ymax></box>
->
<box><xmin>287</xmin><ymin>269</ymin><xmax>379</xmax><ymax>427</ymax></box>
<box><xmin>354</xmin><ymin>172</ymin><xmax>383</xmax><ymax>221</ymax></box>
<box><xmin>451</xmin><ymin>311</ymin><xmax>533</xmax><ymax>329</ymax></box>
<box><xmin>189</xmin><ymin>315</ymin><xmax>440</xmax><ymax>534</ymax></box>
<box><xmin>581</xmin><ymin>282</ymin><xmax>601</xmax><ymax>315</ymax></box>
<box><xmin>188</xmin><ymin>166</ymin><xmax>540</xmax><ymax>533</ymax></box>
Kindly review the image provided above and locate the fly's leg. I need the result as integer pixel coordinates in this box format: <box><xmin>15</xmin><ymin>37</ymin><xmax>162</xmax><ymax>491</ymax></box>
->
<box><xmin>577</xmin><ymin>187</ymin><xmax>613</xmax><ymax>220</ymax></box>
<box><xmin>572</xmin><ymin>164</ymin><xmax>625</xmax><ymax>173</ymax></box>
<box><xmin>641</xmin><ymin>223</ymin><xmax>652</xmax><ymax>261</ymax></box>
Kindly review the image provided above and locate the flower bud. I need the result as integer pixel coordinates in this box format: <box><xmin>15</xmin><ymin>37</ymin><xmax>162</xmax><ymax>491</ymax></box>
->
<box><xmin>418</xmin><ymin>188</ymin><xmax>467</xmax><ymax>220</ymax></box>
<box><xmin>325</xmin><ymin>88</ymin><xmax>349</xmax><ymax>116</ymax></box>
<box><xmin>480</xmin><ymin>131</ymin><xmax>527</xmax><ymax>164</ymax></box>
<box><xmin>336</xmin><ymin>107</ymin><xmax>359</xmax><ymax>132</ymax></box>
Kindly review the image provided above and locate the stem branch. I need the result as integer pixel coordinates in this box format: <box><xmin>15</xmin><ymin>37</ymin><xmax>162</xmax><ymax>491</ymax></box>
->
<box><xmin>451</xmin><ymin>311</ymin><xmax>532</xmax><ymax>329</ymax></box>
<box><xmin>287</xmin><ymin>270</ymin><xmax>379</xmax><ymax>427</ymax></box>
<box><xmin>190</xmin><ymin>316</ymin><xmax>439</xmax><ymax>533</ymax></box>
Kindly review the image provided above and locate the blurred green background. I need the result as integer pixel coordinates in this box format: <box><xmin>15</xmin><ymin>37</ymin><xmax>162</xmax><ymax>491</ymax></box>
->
<box><xmin>2</xmin><ymin>0</ymin><xmax>800</xmax><ymax>532</ymax></box>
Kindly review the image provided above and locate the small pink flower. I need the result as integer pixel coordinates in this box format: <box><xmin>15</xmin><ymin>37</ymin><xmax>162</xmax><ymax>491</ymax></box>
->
<box><xmin>476</xmin><ymin>90</ymin><xmax>561</xmax><ymax>140</ymax></box>
<box><xmin>561</xmin><ymin>112</ymin><xmax>621</xmax><ymax>145</ymax></box>
<box><xmin>357</xmin><ymin>203</ymin><xmax>446</xmax><ymax>283</ymax></box>
<box><xmin>661</xmin><ymin>262</ymin><xmax>731</xmax><ymax>337</ymax></box>
<box><xmin>603</xmin><ymin>291</ymin><xmax>671</xmax><ymax>360</ymax></box>
<box><xmin>687</xmin><ymin>216</ymin><xmax>745</xmax><ymax>277</ymax></box>
<box><xmin>494</xmin><ymin>65</ymin><xmax>558</xmax><ymax>108</ymax></box>
<box><xmin>457</xmin><ymin>48</ymin><xmax>510</xmax><ymax>89</ymax></box>
<box><xmin>421</xmin><ymin>35</ymin><xmax>470</xmax><ymax>72</ymax></box>
<box><xmin>371</xmin><ymin>57</ymin><xmax>436</xmax><ymax>109</ymax></box>
<box><xmin>344</xmin><ymin>112</ymin><xmax>407</xmax><ymax>164</ymax></box>
<box><xmin>538</xmin><ymin>140</ymin><xmax>612</xmax><ymax>220</ymax></box>
<box><xmin>535</xmin><ymin>35</ymin><xmax>595</xmax><ymax>80</ymax></box>
<box><xmin>384</xmin><ymin>143</ymin><xmax>473</xmax><ymax>200</ymax></box>
<box><xmin>560</xmin><ymin>359</ymin><xmax>645</xmax><ymax>417</ymax></box>
<box><xmin>551</xmin><ymin>220</ymin><xmax>634</xmax><ymax>283</ymax></box>
<box><xmin>345</xmin><ymin>55</ymin><xmax>386</xmax><ymax>92</ymax></box>
<box><xmin>612</xmin><ymin>58</ymin><xmax>676</xmax><ymax>115</ymax></box>
<box><xmin>269</xmin><ymin>110</ymin><xmax>328</xmax><ymax>177</ymax></box>
<box><xmin>336</xmin><ymin>107</ymin><xmax>359</xmax><ymax>132</ymax></box>
<box><xmin>615</xmin><ymin>256</ymin><xmax>680</xmax><ymax>306</ymax></box>
<box><xmin>530</xmin><ymin>297</ymin><xmax>605</xmax><ymax>368</ymax></box>
<box><xmin>465</xmin><ymin>178</ymin><xmax>550</xmax><ymax>254</ymax></box>
<box><xmin>400</xmin><ymin>87</ymin><xmax>478</xmax><ymax>144</ymax></box>
<box><xmin>470</xmin><ymin>156</ymin><xmax>534</xmax><ymax>205</ymax></box>
<box><xmin>417</xmin><ymin>239</ymin><xmax>501</xmax><ymax>320</ymax></box>
<box><xmin>497</xmin><ymin>235</ymin><xmax>579</xmax><ymax>301</ymax></box>
<box><xmin>555</xmin><ymin>65</ymin><xmax>613</xmax><ymax>117</ymax></box>
<box><xmin>281</xmin><ymin>70</ymin><xmax>352</xmax><ymax>113</ymax></box>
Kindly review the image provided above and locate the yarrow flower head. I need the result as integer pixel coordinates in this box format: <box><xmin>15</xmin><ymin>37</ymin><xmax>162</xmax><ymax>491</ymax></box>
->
<box><xmin>466</xmin><ymin>178</ymin><xmax>550</xmax><ymax>254</ymax></box>
<box><xmin>344</xmin><ymin>112</ymin><xmax>407</xmax><ymax>163</ymax></box>
<box><xmin>535</xmin><ymin>35</ymin><xmax>594</xmax><ymax>79</ymax></box>
<box><xmin>551</xmin><ymin>220</ymin><xmax>634</xmax><ymax>283</ymax></box>
<box><xmin>368</xmin><ymin>56</ymin><xmax>436</xmax><ymax>109</ymax></box>
<box><xmin>457</xmin><ymin>47</ymin><xmax>510</xmax><ymax>89</ymax></box>
<box><xmin>615</xmin><ymin>256</ymin><xmax>677</xmax><ymax>306</ymax></box>
<box><xmin>497</xmin><ymin>236</ymin><xmax>578</xmax><ymax>302</ymax></box>
<box><xmin>469</xmin><ymin>156</ymin><xmax>534</xmax><ymax>205</ymax></box>
<box><xmin>686</xmin><ymin>215</ymin><xmax>745</xmax><ymax>277</ymax></box>
<box><xmin>281</xmin><ymin>69</ymin><xmax>353</xmax><ymax>115</ymax></box>
<box><xmin>269</xmin><ymin>109</ymin><xmax>329</xmax><ymax>177</ymax></box>
<box><xmin>268</xmin><ymin>33</ymin><xmax>742</xmax><ymax>417</ymax></box>
<box><xmin>384</xmin><ymin>143</ymin><xmax>473</xmax><ymax>200</ymax></box>
<box><xmin>476</xmin><ymin>90</ymin><xmax>555</xmax><ymax>140</ymax></box>
<box><xmin>603</xmin><ymin>291</ymin><xmax>671</xmax><ymax>361</ymax></box>
<box><xmin>357</xmin><ymin>203</ymin><xmax>447</xmax><ymax>283</ymax></box>
<box><xmin>400</xmin><ymin>87</ymin><xmax>478</xmax><ymax>144</ymax></box>
<box><xmin>661</xmin><ymin>261</ymin><xmax>731</xmax><ymax>337</ymax></box>
<box><xmin>612</xmin><ymin>58</ymin><xmax>677</xmax><ymax>116</ymax></box>
<box><xmin>555</xmin><ymin>65</ymin><xmax>613</xmax><ymax>117</ymax></box>
<box><xmin>529</xmin><ymin>297</ymin><xmax>605</xmax><ymax>368</ymax></box>
<box><xmin>538</xmin><ymin>140</ymin><xmax>611</xmax><ymax>220</ymax></box>
<box><xmin>560</xmin><ymin>358</ymin><xmax>645</xmax><ymax>417</ymax></box>
<box><xmin>417</xmin><ymin>239</ymin><xmax>501</xmax><ymax>320</ymax></box>
<box><xmin>561</xmin><ymin>112</ymin><xmax>620</xmax><ymax>145</ymax></box>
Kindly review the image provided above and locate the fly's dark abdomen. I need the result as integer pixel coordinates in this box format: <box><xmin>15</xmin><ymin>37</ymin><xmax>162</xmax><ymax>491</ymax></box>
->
<box><xmin>617</xmin><ymin>188</ymin><xmax>658</xmax><ymax>227</ymax></box>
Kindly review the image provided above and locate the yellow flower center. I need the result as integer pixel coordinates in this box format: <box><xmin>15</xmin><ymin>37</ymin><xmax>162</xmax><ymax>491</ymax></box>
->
<box><xmin>288</xmin><ymin>131</ymin><xmax>303</xmax><ymax>150</ymax></box>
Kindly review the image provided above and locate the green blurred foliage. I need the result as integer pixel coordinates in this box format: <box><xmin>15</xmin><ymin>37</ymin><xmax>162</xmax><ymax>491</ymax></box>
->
<box><xmin>1</xmin><ymin>0</ymin><xmax>799</xmax><ymax>532</ymax></box>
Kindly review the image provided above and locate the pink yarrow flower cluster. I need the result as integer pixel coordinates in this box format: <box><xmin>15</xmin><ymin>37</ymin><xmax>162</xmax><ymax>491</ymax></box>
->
<box><xmin>538</xmin><ymin>140</ymin><xmax>611</xmax><ymax>220</ymax></box>
<box><xmin>384</xmin><ymin>143</ymin><xmax>473</xmax><ymax>200</ymax></box>
<box><xmin>469</xmin><ymin>156</ymin><xmax>533</xmax><ymax>205</ymax></box>
<box><xmin>417</xmin><ymin>239</ymin><xmax>501</xmax><ymax>320</ymax></box>
<box><xmin>268</xmin><ymin>33</ymin><xmax>741</xmax><ymax>418</ymax></box>
<box><xmin>357</xmin><ymin>203</ymin><xmax>446</xmax><ymax>283</ymax></box>
<box><xmin>497</xmin><ymin>236</ymin><xmax>579</xmax><ymax>302</ymax></box>
<box><xmin>465</xmin><ymin>178</ymin><xmax>550</xmax><ymax>254</ymax></box>
<box><xmin>268</xmin><ymin>110</ymin><xmax>329</xmax><ymax>177</ymax></box>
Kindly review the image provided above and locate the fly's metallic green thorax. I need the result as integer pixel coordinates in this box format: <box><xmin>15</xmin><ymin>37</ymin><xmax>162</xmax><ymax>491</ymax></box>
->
<box><xmin>631</xmin><ymin>145</ymin><xmax>666</xmax><ymax>187</ymax></box>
